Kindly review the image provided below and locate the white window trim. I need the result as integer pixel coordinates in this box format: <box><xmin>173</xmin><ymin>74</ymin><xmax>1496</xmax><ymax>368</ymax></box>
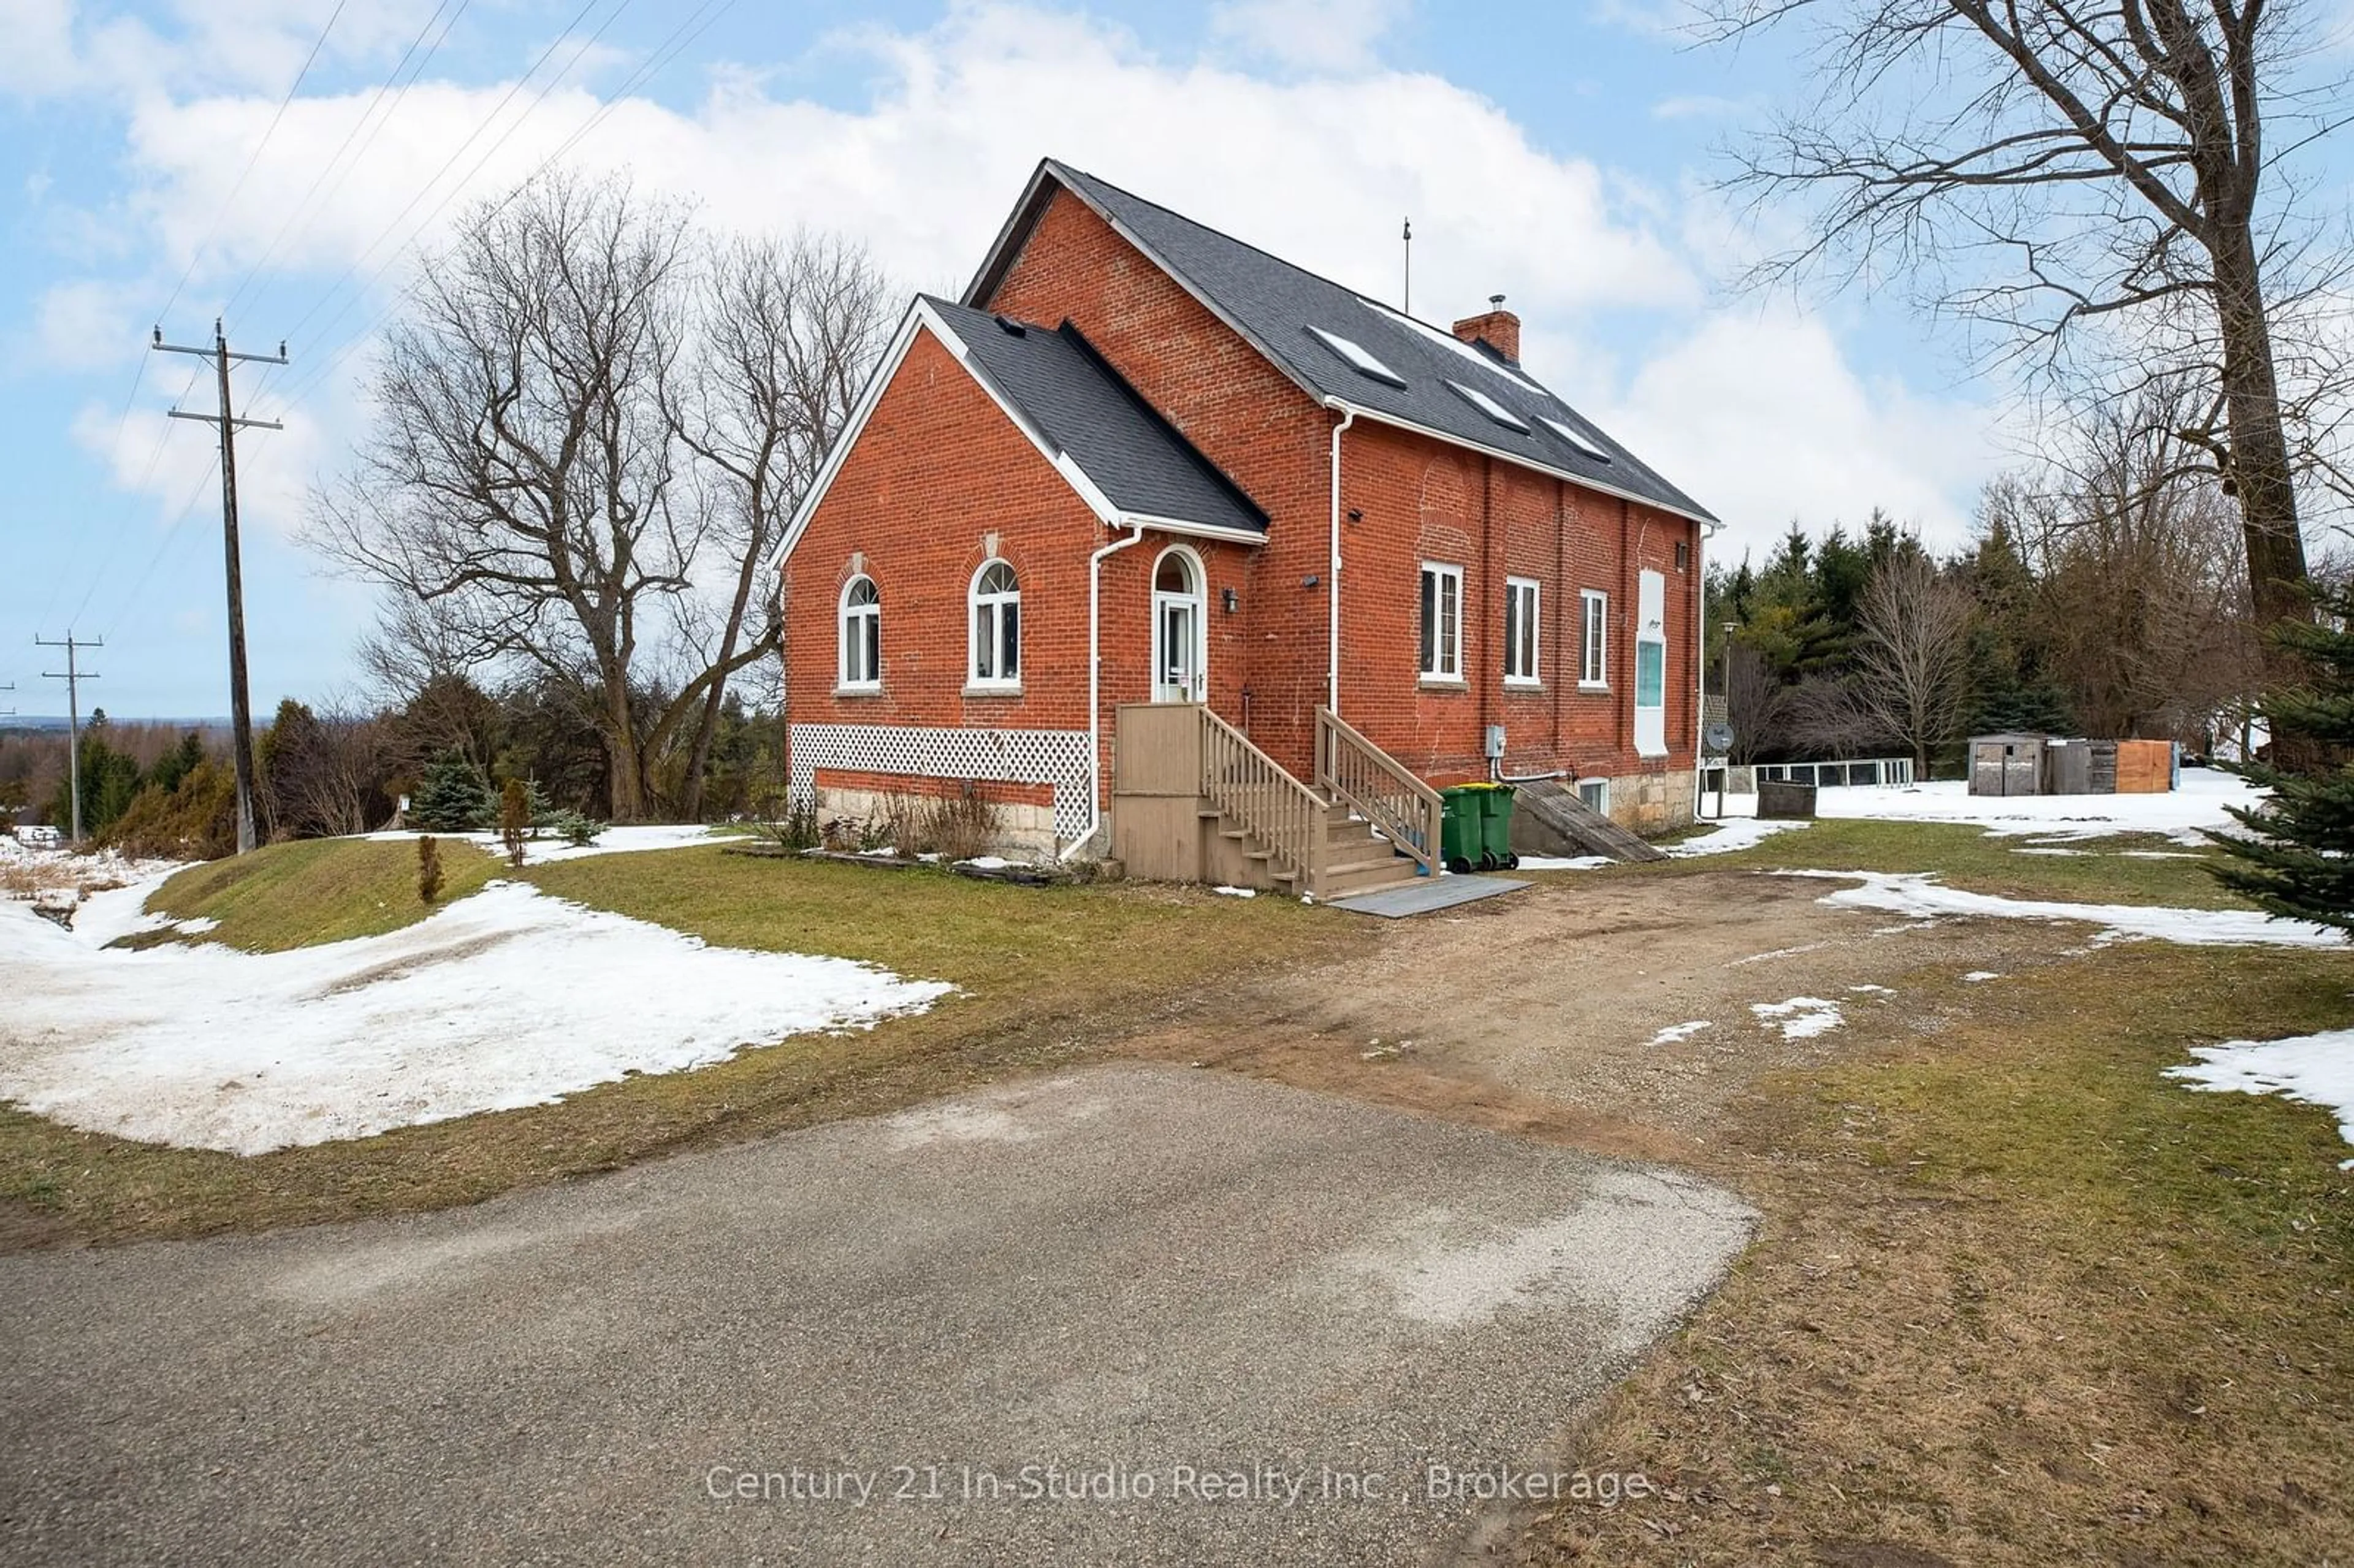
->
<box><xmin>837</xmin><ymin>574</ymin><xmax>881</xmax><ymax>693</ymax></box>
<box><xmin>1419</xmin><ymin>561</ymin><xmax>1464</xmax><ymax>684</ymax></box>
<box><xmin>1579</xmin><ymin>588</ymin><xmax>1609</xmax><ymax>690</ymax></box>
<box><xmin>968</xmin><ymin>558</ymin><xmax>1021</xmax><ymax>691</ymax></box>
<box><xmin>1577</xmin><ymin>777</ymin><xmax>1610</xmax><ymax>815</ymax></box>
<box><xmin>1504</xmin><ymin>575</ymin><xmax>1541</xmax><ymax>688</ymax></box>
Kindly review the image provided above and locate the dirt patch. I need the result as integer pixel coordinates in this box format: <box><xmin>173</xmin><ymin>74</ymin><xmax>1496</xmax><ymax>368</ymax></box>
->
<box><xmin>1129</xmin><ymin>871</ymin><xmax>2085</xmax><ymax>1146</ymax></box>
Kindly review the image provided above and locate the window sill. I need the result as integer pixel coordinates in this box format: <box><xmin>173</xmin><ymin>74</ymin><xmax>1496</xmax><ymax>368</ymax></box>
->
<box><xmin>1577</xmin><ymin>681</ymin><xmax>1610</xmax><ymax>694</ymax></box>
<box><xmin>1503</xmin><ymin>678</ymin><xmax>1544</xmax><ymax>692</ymax></box>
<box><xmin>834</xmin><ymin>684</ymin><xmax>883</xmax><ymax>699</ymax></box>
<box><xmin>1417</xmin><ymin>676</ymin><xmax>1467</xmax><ymax>690</ymax></box>
<box><xmin>963</xmin><ymin>682</ymin><xmax>1024</xmax><ymax>699</ymax></box>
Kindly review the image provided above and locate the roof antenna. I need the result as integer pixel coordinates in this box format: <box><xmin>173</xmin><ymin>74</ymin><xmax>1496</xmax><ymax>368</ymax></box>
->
<box><xmin>1402</xmin><ymin>218</ymin><xmax>1413</xmax><ymax>314</ymax></box>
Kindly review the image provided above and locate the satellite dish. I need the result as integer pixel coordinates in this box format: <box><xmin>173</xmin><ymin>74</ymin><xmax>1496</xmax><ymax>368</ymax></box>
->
<box><xmin>1704</xmin><ymin>721</ymin><xmax>1735</xmax><ymax>755</ymax></box>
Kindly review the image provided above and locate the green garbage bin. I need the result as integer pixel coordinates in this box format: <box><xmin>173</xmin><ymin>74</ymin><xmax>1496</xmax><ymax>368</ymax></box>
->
<box><xmin>1478</xmin><ymin>783</ymin><xmax>1519</xmax><ymax>871</ymax></box>
<box><xmin>1439</xmin><ymin>785</ymin><xmax>1485</xmax><ymax>874</ymax></box>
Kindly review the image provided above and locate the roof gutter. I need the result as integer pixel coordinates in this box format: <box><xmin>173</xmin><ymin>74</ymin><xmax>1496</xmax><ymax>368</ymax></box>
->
<box><xmin>1320</xmin><ymin>396</ymin><xmax>1720</xmax><ymax>535</ymax></box>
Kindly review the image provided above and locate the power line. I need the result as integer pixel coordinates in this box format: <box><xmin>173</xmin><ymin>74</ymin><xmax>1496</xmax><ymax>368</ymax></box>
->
<box><xmin>222</xmin><ymin>0</ymin><xmax>472</xmax><ymax>323</ymax></box>
<box><xmin>101</xmin><ymin>453</ymin><xmax>222</xmax><ymax>638</ymax></box>
<box><xmin>267</xmin><ymin>0</ymin><xmax>739</xmax><ymax>419</ymax></box>
<box><xmin>153</xmin><ymin>322</ymin><xmax>288</xmax><ymax>856</ymax></box>
<box><xmin>267</xmin><ymin>0</ymin><xmax>615</xmax><ymax>359</ymax></box>
<box><xmin>156</xmin><ymin>0</ymin><xmax>352</xmax><ymax>326</ymax></box>
<box><xmin>35</xmin><ymin>634</ymin><xmax>102</xmax><ymax>842</ymax></box>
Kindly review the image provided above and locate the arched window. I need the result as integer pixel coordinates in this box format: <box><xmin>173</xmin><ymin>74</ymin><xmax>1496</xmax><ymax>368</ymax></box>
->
<box><xmin>839</xmin><ymin>574</ymin><xmax>880</xmax><ymax>690</ymax></box>
<box><xmin>969</xmin><ymin>559</ymin><xmax>1020</xmax><ymax>688</ymax></box>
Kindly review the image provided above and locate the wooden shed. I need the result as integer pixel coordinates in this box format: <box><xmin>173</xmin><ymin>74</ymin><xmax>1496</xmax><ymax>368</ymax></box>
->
<box><xmin>1968</xmin><ymin>734</ymin><xmax>2047</xmax><ymax>797</ymax></box>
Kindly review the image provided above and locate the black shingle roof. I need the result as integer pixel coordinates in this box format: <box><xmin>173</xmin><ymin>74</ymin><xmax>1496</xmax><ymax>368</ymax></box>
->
<box><xmin>925</xmin><ymin>295</ymin><xmax>1267</xmax><ymax>538</ymax></box>
<box><xmin>970</xmin><ymin>161</ymin><xmax>1717</xmax><ymax>527</ymax></box>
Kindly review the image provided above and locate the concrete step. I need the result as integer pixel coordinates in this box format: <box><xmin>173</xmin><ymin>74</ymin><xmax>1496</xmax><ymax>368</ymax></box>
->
<box><xmin>1317</xmin><ymin>861</ymin><xmax>1422</xmax><ymax>897</ymax></box>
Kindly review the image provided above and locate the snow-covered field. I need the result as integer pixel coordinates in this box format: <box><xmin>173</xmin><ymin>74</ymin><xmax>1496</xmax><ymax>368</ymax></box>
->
<box><xmin>1783</xmin><ymin>869</ymin><xmax>2343</xmax><ymax>948</ymax></box>
<box><xmin>1702</xmin><ymin>767</ymin><xmax>2257</xmax><ymax>845</ymax></box>
<box><xmin>2171</xmin><ymin>1029</ymin><xmax>2354</xmax><ymax>1168</ymax></box>
<box><xmin>0</xmin><ymin>876</ymin><xmax>951</xmax><ymax>1155</ymax></box>
<box><xmin>365</xmin><ymin>823</ymin><xmax>729</xmax><ymax>866</ymax></box>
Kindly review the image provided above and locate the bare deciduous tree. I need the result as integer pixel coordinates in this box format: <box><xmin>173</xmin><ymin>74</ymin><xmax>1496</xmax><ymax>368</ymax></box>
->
<box><xmin>1707</xmin><ymin>0</ymin><xmax>2348</xmax><ymax>630</ymax></box>
<box><xmin>311</xmin><ymin>173</ymin><xmax>693</xmax><ymax>819</ymax></box>
<box><xmin>1853</xmin><ymin>550</ymin><xmax>1979</xmax><ymax>771</ymax></box>
<box><xmin>664</xmin><ymin>232</ymin><xmax>888</xmax><ymax>819</ymax></box>
<box><xmin>1723</xmin><ymin>640</ymin><xmax>1789</xmax><ymax>763</ymax></box>
<box><xmin>1988</xmin><ymin>387</ymin><xmax>2261</xmax><ymax>739</ymax></box>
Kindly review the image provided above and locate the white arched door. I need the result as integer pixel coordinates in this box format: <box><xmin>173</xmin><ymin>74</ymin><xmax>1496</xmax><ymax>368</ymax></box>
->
<box><xmin>1151</xmin><ymin>547</ymin><xmax>1206</xmax><ymax>703</ymax></box>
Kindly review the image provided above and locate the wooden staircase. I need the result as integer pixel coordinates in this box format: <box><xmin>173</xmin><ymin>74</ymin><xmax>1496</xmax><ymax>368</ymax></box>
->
<box><xmin>1113</xmin><ymin>704</ymin><xmax>1440</xmax><ymax>900</ymax></box>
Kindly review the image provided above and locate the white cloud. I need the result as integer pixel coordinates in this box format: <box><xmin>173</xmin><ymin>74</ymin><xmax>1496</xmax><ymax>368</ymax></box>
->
<box><xmin>1650</xmin><ymin>93</ymin><xmax>1755</xmax><ymax>121</ymax></box>
<box><xmin>1598</xmin><ymin>305</ymin><xmax>2002</xmax><ymax>557</ymax></box>
<box><xmin>1208</xmin><ymin>0</ymin><xmax>1411</xmax><ymax>72</ymax></box>
<box><xmin>53</xmin><ymin>1</ymin><xmax>1995</xmax><ymax>582</ymax></box>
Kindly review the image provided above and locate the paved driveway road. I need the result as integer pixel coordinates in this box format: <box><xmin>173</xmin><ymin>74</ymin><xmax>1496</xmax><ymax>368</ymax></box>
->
<box><xmin>2</xmin><ymin>1066</ymin><xmax>1752</xmax><ymax>1566</ymax></box>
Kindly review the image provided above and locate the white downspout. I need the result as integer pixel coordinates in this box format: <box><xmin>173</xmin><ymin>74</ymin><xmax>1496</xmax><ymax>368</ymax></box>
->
<box><xmin>1693</xmin><ymin>527</ymin><xmax>1708</xmax><ymax>820</ymax></box>
<box><xmin>1065</xmin><ymin>521</ymin><xmax>1148</xmax><ymax>861</ymax></box>
<box><xmin>1327</xmin><ymin>405</ymin><xmax>1356</xmax><ymax>714</ymax></box>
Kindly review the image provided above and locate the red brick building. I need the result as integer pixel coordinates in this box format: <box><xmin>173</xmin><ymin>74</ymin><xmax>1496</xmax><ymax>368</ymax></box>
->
<box><xmin>780</xmin><ymin>159</ymin><xmax>1719</xmax><ymax>865</ymax></box>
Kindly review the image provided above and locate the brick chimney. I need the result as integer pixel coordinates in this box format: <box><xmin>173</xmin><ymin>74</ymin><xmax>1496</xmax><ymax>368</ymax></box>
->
<box><xmin>1451</xmin><ymin>294</ymin><xmax>1520</xmax><ymax>363</ymax></box>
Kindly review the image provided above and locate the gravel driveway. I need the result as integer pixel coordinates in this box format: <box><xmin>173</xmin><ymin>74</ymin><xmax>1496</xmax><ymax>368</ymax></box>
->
<box><xmin>2</xmin><ymin>1065</ymin><xmax>1751</xmax><ymax>1566</ymax></box>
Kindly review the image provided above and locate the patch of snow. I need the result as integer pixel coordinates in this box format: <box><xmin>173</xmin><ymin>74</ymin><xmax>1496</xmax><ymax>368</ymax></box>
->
<box><xmin>960</xmin><ymin>855</ymin><xmax>1018</xmax><ymax>870</ymax></box>
<box><xmin>365</xmin><ymin>824</ymin><xmax>723</xmax><ymax>866</ymax></box>
<box><xmin>1647</xmin><ymin>1020</ymin><xmax>1713</xmax><ymax>1047</ymax></box>
<box><xmin>1781</xmin><ymin>869</ymin><xmax>2343</xmax><ymax>948</ymax></box>
<box><xmin>0</xmin><ymin>880</ymin><xmax>953</xmax><ymax>1155</ymax></box>
<box><xmin>1516</xmin><ymin>854</ymin><xmax>1616</xmax><ymax>871</ymax></box>
<box><xmin>1753</xmin><ymin>996</ymin><xmax>1843</xmax><ymax>1039</ymax></box>
<box><xmin>1211</xmin><ymin>885</ymin><xmax>1258</xmax><ymax>898</ymax></box>
<box><xmin>1847</xmin><ymin>983</ymin><xmax>1894</xmax><ymax>995</ymax></box>
<box><xmin>2012</xmin><ymin>847</ymin><xmax>2088</xmax><ymax>858</ymax></box>
<box><xmin>2169</xmin><ymin>1029</ymin><xmax>2354</xmax><ymax>1169</ymax></box>
<box><xmin>1731</xmin><ymin>941</ymin><xmax>1830</xmax><ymax>966</ymax></box>
<box><xmin>172</xmin><ymin>915</ymin><xmax>220</xmax><ymax>935</ymax></box>
<box><xmin>1962</xmin><ymin>970</ymin><xmax>2004</xmax><ymax>983</ymax></box>
<box><xmin>1664</xmin><ymin>818</ymin><xmax>1808</xmax><ymax>857</ymax></box>
<box><xmin>1707</xmin><ymin>768</ymin><xmax>2256</xmax><ymax>845</ymax></box>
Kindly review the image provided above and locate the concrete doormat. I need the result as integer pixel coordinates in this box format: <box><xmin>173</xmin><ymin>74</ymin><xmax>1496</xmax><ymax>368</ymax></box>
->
<box><xmin>1330</xmin><ymin>875</ymin><xmax>1531</xmax><ymax>918</ymax></box>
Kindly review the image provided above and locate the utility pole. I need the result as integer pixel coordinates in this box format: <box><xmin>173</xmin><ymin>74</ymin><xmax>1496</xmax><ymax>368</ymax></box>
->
<box><xmin>35</xmin><ymin>634</ymin><xmax>101</xmax><ymax>842</ymax></box>
<box><xmin>154</xmin><ymin>319</ymin><xmax>286</xmax><ymax>855</ymax></box>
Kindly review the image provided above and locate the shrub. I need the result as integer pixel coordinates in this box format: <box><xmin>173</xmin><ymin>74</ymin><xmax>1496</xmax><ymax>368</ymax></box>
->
<box><xmin>499</xmin><ymin>777</ymin><xmax>530</xmax><ymax>867</ymax></box>
<box><xmin>102</xmin><ymin>760</ymin><xmax>238</xmax><ymax>861</ymax></box>
<box><xmin>409</xmin><ymin>752</ymin><xmax>493</xmax><ymax>832</ymax></box>
<box><xmin>921</xmin><ymin>784</ymin><xmax>1002</xmax><ymax>863</ymax></box>
<box><xmin>542</xmin><ymin>810</ymin><xmax>603</xmax><ymax>848</ymax></box>
<box><xmin>748</xmin><ymin>785</ymin><xmax>819</xmax><ymax>851</ymax></box>
<box><xmin>417</xmin><ymin>834</ymin><xmax>444</xmax><ymax>903</ymax></box>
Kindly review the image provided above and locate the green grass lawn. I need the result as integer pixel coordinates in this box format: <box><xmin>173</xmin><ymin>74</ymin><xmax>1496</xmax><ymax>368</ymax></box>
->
<box><xmin>1</xmin><ymin>843</ymin><xmax>1353</xmax><ymax>1246</ymax></box>
<box><xmin>1532</xmin><ymin>818</ymin><xmax>2249</xmax><ymax>911</ymax></box>
<box><xmin>140</xmin><ymin>835</ymin><xmax>500</xmax><ymax>951</ymax></box>
<box><xmin>1539</xmin><ymin>940</ymin><xmax>2354</xmax><ymax>1566</ymax></box>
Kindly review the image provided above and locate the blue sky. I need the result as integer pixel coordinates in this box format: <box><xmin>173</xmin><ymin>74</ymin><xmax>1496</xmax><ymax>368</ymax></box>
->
<box><xmin>0</xmin><ymin>0</ymin><xmax>2014</xmax><ymax>720</ymax></box>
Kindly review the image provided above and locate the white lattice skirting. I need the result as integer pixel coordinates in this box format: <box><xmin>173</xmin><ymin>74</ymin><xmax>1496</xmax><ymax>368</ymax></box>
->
<box><xmin>788</xmin><ymin>724</ymin><xmax>1098</xmax><ymax>842</ymax></box>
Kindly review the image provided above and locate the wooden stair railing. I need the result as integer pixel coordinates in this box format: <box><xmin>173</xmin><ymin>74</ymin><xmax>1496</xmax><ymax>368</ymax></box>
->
<box><xmin>1198</xmin><ymin>705</ymin><xmax>1324</xmax><ymax>889</ymax></box>
<box><xmin>1314</xmin><ymin>707</ymin><xmax>1441</xmax><ymax>879</ymax></box>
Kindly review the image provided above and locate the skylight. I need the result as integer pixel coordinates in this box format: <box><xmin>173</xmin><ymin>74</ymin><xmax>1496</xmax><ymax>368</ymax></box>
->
<box><xmin>1446</xmin><ymin>379</ymin><xmax>1531</xmax><ymax>433</ymax></box>
<box><xmin>1306</xmin><ymin>325</ymin><xmax>1406</xmax><ymax>388</ymax></box>
<box><xmin>1540</xmin><ymin>416</ymin><xmax>1612</xmax><ymax>463</ymax></box>
<box><xmin>1360</xmin><ymin>300</ymin><xmax>1548</xmax><ymax>395</ymax></box>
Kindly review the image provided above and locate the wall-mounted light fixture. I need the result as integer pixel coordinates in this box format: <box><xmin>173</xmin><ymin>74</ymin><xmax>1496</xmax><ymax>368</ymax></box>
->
<box><xmin>1301</xmin><ymin>574</ymin><xmax>1321</xmax><ymax>588</ymax></box>
<box><xmin>1347</xmin><ymin>508</ymin><xmax>1363</xmax><ymax>524</ymax></box>
<box><xmin>1221</xmin><ymin>587</ymin><xmax>1238</xmax><ymax>614</ymax></box>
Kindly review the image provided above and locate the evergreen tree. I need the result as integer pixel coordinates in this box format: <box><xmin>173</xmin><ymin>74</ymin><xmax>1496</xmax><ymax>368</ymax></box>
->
<box><xmin>2209</xmin><ymin>592</ymin><xmax>2354</xmax><ymax>928</ymax></box>
<box><xmin>408</xmin><ymin>750</ymin><xmax>494</xmax><ymax>831</ymax></box>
